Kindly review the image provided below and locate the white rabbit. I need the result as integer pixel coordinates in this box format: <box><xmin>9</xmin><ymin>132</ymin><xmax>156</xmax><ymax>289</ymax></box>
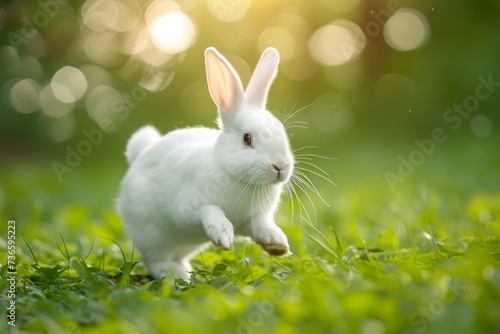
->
<box><xmin>118</xmin><ymin>47</ymin><xmax>294</xmax><ymax>280</ymax></box>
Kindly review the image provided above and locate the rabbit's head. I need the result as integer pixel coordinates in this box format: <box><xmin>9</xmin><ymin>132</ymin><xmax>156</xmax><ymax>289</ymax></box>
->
<box><xmin>205</xmin><ymin>47</ymin><xmax>294</xmax><ymax>186</ymax></box>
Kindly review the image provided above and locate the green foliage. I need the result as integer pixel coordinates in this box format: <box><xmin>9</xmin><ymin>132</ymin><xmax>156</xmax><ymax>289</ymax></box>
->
<box><xmin>1</xmin><ymin>155</ymin><xmax>500</xmax><ymax>333</ymax></box>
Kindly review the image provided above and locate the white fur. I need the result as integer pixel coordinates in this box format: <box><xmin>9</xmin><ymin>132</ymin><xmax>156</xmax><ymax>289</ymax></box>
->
<box><xmin>124</xmin><ymin>125</ymin><xmax>161</xmax><ymax>164</ymax></box>
<box><xmin>119</xmin><ymin>47</ymin><xmax>294</xmax><ymax>280</ymax></box>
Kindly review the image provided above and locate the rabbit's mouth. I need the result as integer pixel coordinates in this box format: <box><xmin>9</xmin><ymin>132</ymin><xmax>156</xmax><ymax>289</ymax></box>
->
<box><xmin>275</xmin><ymin>173</ymin><xmax>291</xmax><ymax>184</ymax></box>
<box><xmin>272</xmin><ymin>163</ymin><xmax>292</xmax><ymax>184</ymax></box>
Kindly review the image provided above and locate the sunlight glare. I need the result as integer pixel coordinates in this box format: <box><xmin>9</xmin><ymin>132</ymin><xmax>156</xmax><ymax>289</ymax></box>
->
<box><xmin>150</xmin><ymin>11</ymin><xmax>197</xmax><ymax>54</ymax></box>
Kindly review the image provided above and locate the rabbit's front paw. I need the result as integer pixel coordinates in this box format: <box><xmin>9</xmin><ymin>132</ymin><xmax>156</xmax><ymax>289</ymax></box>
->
<box><xmin>253</xmin><ymin>226</ymin><xmax>291</xmax><ymax>257</ymax></box>
<box><xmin>201</xmin><ymin>205</ymin><xmax>234</xmax><ymax>250</ymax></box>
<box><xmin>208</xmin><ymin>219</ymin><xmax>234</xmax><ymax>250</ymax></box>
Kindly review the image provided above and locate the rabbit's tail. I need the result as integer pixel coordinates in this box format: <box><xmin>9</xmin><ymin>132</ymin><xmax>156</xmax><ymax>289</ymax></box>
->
<box><xmin>125</xmin><ymin>125</ymin><xmax>161</xmax><ymax>164</ymax></box>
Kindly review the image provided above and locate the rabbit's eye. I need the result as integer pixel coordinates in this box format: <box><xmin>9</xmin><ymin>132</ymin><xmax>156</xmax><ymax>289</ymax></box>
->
<box><xmin>243</xmin><ymin>133</ymin><xmax>252</xmax><ymax>146</ymax></box>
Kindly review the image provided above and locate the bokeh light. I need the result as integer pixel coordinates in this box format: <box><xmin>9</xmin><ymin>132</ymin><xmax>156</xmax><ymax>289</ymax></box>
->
<box><xmin>258</xmin><ymin>27</ymin><xmax>296</xmax><ymax>62</ymax></box>
<box><xmin>46</xmin><ymin>114</ymin><xmax>76</xmax><ymax>143</ymax></box>
<box><xmin>383</xmin><ymin>9</ymin><xmax>430</xmax><ymax>51</ymax></box>
<box><xmin>309</xmin><ymin>20</ymin><xmax>366</xmax><ymax>66</ymax></box>
<box><xmin>149</xmin><ymin>11</ymin><xmax>197</xmax><ymax>54</ymax></box>
<box><xmin>85</xmin><ymin>85</ymin><xmax>123</xmax><ymax>125</ymax></box>
<box><xmin>136</xmin><ymin>36</ymin><xmax>175</xmax><ymax>66</ymax></box>
<box><xmin>1</xmin><ymin>0</ymin><xmax>496</xmax><ymax>151</ymax></box>
<box><xmin>372</xmin><ymin>73</ymin><xmax>416</xmax><ymax>112</ymax></box>
<box><xmin>360</xmin><ymin>319</ymin><xmax>385</xmax><ymax>334</ymax></box>
<box><xmin>207</xmin><ymin>0</ymin><xmax>251</xmax><ymax>22</ymax></box>
<box><xmin>83</xmin><ymin>30</ymin><xmax>121</xmax><ymax>66</ymax></box>
<box><xmin>470</xmin><ymin>115</ymin><xmax>493</xmax><ymax>138</ymax></box>
<box><xmin>82</xmin><ymin>0</ymin><xmax>140</xmax><ymax>32</ymax></box>
<box><xmin>1</xmin><ymin>46</ymin><xmax>21</xmax><ymax>75</ymax></box>
<box><xmin>9</xmin><ymin>79</ymin><xmax>40</xmax><ymax>114</ymax></box>
<box><xmin>51</xmin><ymin>66</ymin><xmax>88</xmax><ymax>104</ymax></box>
<box><xmin>258</xmin><ymin>10</ymin><xmax>313</xmax><ymax>81</ymax></box>
<box><xmin>143</xmin><ymin>0</ymin><xmax>197</xmax><ymax>57</ymax></box>
<box><xmin>18</xmin><ymin>57</ymin><xmax>44</xmax><ymax>81</ymax></box>
<box><xmin>139</xmin><ymin>70</ymin><xmax>175</xmax><ymax>93</ymax></box>
<box><xmin>39</xmin><ymin>84</ymin><xmax>74</xmax><ymax>118</ymax></box>
<box><xmin>80</xmin><ymin>65</ymin><xmax>113</xmax><ymax>89</ymax></box>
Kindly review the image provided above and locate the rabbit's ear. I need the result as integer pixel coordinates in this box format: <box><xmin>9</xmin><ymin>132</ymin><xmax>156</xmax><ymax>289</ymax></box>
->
<box><xmin>205</xmin><ymin>47</ymin><xmax>244</xmax><ymax>116</ymax></box>
<box><xmin>245</xmin><ymin>48</ymin><xmax>280</xmax><ymax>109</ymax></box>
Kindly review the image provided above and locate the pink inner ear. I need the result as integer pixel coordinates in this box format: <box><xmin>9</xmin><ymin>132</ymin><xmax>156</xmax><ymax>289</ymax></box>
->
<box><xmin>205</xmin><ymin>47</ymin><xmax>246</xmax><ymax>118</ymax></box>
<box><xmin>207</xmin><ymin>53</ymin><xmax>236</xmax><ymax>112</ymax></box>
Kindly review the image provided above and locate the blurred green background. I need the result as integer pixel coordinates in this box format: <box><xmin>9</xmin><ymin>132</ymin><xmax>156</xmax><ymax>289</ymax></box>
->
<box><xmin>1</xmin><ymin>1</ymin><xmax>500</xmax><ymax>333</ymax></box>
<box><xmin>0</xmin><ymin>0</ymin><xmax>499</xmax><ymax>234</ymax></box>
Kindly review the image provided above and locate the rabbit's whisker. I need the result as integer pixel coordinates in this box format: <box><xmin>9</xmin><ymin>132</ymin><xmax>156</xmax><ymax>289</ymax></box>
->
<box><xmin>295</xmin><ymin>160</ymin><xmax>331</xmax><ymax>178</ymax></box>
<box><xmin>290</xmin><ymin>174</ymin><xmax>318</xmax><ymax>224</ymax></box>
<box><xmin>294</xmin><ymin>153</ymin><xmax>337</xmax><ymax>161</ymax></box>
<box><xmin>292</xmin><ymin>145</ymin><xmax>318</xmax><ymax>154</ymax></box>
<box><xmin>295</xmin><ymin>166</ymin><xmax>337</xmax><ymax>189</ymax></box>
<box><xmin>282</xmin><ymin>100</ymin><xmax>318</xmax><ymax>127</ymax></box>
<box><xmin>287</xmin><ymin>176</ymin><xmax>313</xmax><ymax>228</ymax></box>
<box><xmin>283</xmin><ymin>182</ymin><xmax>295</xmax><ymax>227</ymax></box>
<box><xmin>282</xmin><ymin>101</ymin><xmax>299</xmax><ymax>125</ymax></box>
<box><xmin>293</xmin><ymin>170</ymin><xmax>330</xmax><ymax>209</ymax></box>
<box><xmin>285</xmin><ymin>121</ymin><xmax>309</xmax><ymax>130</ymax></box>
<box><xmin>281</xmin><ymin>143</ymin><xmax>337</xmax><ymax>227</ymax></box>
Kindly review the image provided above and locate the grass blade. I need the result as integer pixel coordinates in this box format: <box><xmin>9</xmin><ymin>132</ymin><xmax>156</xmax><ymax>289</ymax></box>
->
<box><xmin>23</xmin><ymin>239</ymin><xmax>39</xmax><ymax>267</ymax></box>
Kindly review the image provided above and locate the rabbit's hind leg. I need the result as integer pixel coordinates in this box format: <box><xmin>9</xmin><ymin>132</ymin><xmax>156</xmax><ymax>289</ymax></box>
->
<box><xmin>146</xmin><ymin>260</ymin><xmax>190</xmax><ymax>280</ymax></box>
<box><xmin>172</xmin><ymin>243</ymin><xmax>210</xmax><ymax>279</ymax></box>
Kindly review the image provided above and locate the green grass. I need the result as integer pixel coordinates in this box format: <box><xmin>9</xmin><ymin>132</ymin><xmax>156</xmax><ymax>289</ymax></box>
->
<box><xmin>1</xmin><ymin>142</ymin><xmax>500</xmax><ymax>334</ymax></box>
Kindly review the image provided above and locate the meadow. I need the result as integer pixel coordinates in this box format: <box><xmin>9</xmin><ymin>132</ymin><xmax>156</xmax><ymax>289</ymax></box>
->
<box><xmin>1</xmin><ymin>135</ymin><xmax>499</xmax><ymax>333</ymax></box>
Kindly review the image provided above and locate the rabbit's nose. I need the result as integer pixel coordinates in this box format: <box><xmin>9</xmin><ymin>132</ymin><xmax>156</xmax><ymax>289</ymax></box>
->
<box><xmin>272</xmin><ymin>164</ymin><xmax>282</xmax><ymax>172</ymax></box>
